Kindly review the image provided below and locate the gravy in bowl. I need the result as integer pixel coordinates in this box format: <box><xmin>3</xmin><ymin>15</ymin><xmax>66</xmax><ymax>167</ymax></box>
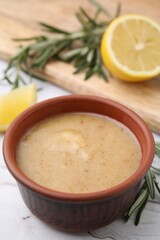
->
<box><xmin>16</xmin><ymin>112</ymin><xmax>141</xmax><ymax>193</ymax></box>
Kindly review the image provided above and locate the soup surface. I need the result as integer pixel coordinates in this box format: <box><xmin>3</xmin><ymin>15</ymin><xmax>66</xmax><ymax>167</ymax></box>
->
<box><xmin>16</xmin><ymin>113</ymin><xmax>141</xmax><ymax>193</ymax></box>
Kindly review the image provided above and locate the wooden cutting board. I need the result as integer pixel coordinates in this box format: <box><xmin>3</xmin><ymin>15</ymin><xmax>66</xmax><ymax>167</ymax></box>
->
<box><xmin>0</xmin><ymin>0</ymin><xmax>160</xmax><ymax>133</ymax></box>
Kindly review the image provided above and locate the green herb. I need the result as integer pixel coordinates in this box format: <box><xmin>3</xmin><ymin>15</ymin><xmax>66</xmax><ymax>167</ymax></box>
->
<box><xmin>2</xmin><ymin>0</ymin><xmax>121</xmax><ymax>89</ymax></box>
<box><xmin>125</xmin><ymin>142</ymin><xmax>160</xmax><ymax>225</ymax></box>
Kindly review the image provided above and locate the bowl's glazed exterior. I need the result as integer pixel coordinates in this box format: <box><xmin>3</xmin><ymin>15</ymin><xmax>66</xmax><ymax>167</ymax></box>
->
<box><xmin>3</xmin><ymin>95</ymin><xmax>155</xmax><ymax>232</ymax></box>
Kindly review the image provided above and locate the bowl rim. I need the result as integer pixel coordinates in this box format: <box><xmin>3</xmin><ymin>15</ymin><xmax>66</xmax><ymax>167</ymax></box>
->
<box><xmin>3</xmin><ymin>95</ymin><xmax>155</xmax><ymax>202</ymax></box>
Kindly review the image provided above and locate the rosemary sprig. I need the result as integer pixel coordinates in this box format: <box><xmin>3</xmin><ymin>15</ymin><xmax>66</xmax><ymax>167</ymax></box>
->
<box><xmin>125</xmin><ymin>142</ymin><xmax>160</xmax><ymax>225</ymax></box>
<box><xmin>2</xmin><ymin>0</ymin><xmax>121</xmax><ymax>89</ymax></box>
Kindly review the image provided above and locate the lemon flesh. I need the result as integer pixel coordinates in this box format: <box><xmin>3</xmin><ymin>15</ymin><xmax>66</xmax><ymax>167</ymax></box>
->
<box><xmin>101</xmin><ymin>14</ymin><xmax>160</xmax><ymax>82</ymax></box>
<box><xmin>0</xmin><ymin>83</ymin><xmax>37</xmax><ymax>132</ymax></box>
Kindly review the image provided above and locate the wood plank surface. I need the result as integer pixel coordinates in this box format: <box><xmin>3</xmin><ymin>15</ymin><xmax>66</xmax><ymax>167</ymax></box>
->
<box><xmin>0</xmin><ymin>0</ymin><xmax>160</xmax><ymax>133</ymax></box>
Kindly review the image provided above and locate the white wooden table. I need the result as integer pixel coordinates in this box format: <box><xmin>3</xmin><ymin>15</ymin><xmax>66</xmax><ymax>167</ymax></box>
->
<box><xmin>0</xmin><ymin>59</ymin><xmax>160</xmax><ymax>240</ymax></box>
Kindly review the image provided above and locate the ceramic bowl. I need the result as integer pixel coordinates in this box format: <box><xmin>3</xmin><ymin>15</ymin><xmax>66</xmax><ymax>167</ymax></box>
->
<box><xmin>3</xmin><ymin>95</ymin><xmax>154</xmax><ymax>232</ymax></box>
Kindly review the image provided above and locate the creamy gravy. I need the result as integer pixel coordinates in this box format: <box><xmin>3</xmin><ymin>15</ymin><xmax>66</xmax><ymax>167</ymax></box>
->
<box><xmin>16</xmin><ymin>113</ymin><xmax>141</xmax><ymax>193</ymax></box>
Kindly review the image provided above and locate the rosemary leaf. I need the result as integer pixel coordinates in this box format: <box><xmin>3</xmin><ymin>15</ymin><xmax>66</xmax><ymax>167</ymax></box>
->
<box><xmin>74</xmin><ymin>57</ymin><xmax>88</xmax><ymax>68</ymax></box>
<box><xmin>76</xmin><ymin>12</ymin><xmax>87</xmax><ymax>28</ymax></box>
<box><xmin>60</xmin><ymin>48</ymin><xmax>83</xmax><ymax>61</ymax></box>
<box><xmin>153</xmin><ymin>177</ymin><xmax>160</xmax><ymax>193</ymax></box>
<box><xmin>90</xmin><ymin>0</ymin><xmax>111</xmax><ymax>18</ymax></box>
<box><xmin>80</xmin><ymin>7</ymin><xmax>97</xmax><ymax>26</ymax></box>
<box><xmin>87</xmin><ymin>50</ymin><xmax>95</xmax><ymax>63</ymax></box>
<box><xmin>32</xmin><ymin>46</ymin><xmax>54</xmax><ymax>68</ymax></box>
<box><xmin>29</xmin><ymin>39</ymin><xmax>56</xmax><ymax>50</ymax></box>
<box><xmin>134</xmin><ymin>191</ymin><xmax>149</xmax><ymax>225</ymax></box>
<box><xmin>73</xmin><ymin>64</ymin><xmax>89</xmax><ymax>74</ymax></box>
<box><xmin>12</xmin><ymin>36</ymin><xmax>47</xmax><ymax>42</ymax></box>
<box><xmin>81</xmin><ymin>47</ymin><xmax>89</xmax><ymax>56</ymax></box>
<box><xmin>2</xmin><ymin>75</ymin><xmax>13</xmax><ymax>85</ymax></box>
<box><xmin>94</xmin><ymin>7</ymin><xmax>102</xmax><ymax>21</ymax></box>
<box><xmin>85</xmin><ymin>68</ymin><xmax>95</xmax><ymax>80</ymax></box>
<box><xmin>114</xmin><ymin>2</ymin><xmax>121</xmax><ymax>18</ymax></box>
<box><xmin>39</xmin><ymin>22</ymin><xmax>70</xmax><ymax>34</ymax></box>
<box><xmin>151</xmin><ymin>165</ymin><xmax>160</xmax><ymax>174</ymax></box>
<box><xmin>98</xmin><ymin>67</ymin><xmax>108</xmax><ymax>81</ymax></box>
<box><xmin>14</xmin><ymin>73</ymin><xmax>20</xmax><ymax>89</ymax></box>
<box><xmin>9</xmin><ymin>46</ymin><xmax>29</xmax><ymax>63</ymax></box>
<box><xmin>145</xmin><ymin>170</ymin><xmax>155</xmax><ymax>199</ymax></box>
<box><xmin>151</xmin><ymin>143</ymin><xmax>160</xmax><ymax>173</ymax></box>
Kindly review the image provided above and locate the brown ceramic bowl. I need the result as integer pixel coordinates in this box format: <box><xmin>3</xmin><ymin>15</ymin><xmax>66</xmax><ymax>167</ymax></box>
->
<box><xmin>3</xmin><ymin>95</ymin><xmax>154</xmax><ymax>232</ymax></box>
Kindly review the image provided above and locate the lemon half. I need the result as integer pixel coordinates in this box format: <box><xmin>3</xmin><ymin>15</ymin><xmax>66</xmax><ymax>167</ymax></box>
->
<box><xmin>0</xmin><ymin>83</ymin><xmax>37</xmax><ymax>132</ymax></box>
<box><xmin>101</xmin><ymin>14</ymin><xmax>160</xmax><ymax>82</ymax></box>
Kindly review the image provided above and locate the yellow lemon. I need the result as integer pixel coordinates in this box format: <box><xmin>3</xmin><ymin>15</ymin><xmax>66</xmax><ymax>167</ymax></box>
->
<box><xmin>0</xmin><ymin>83</ymin><xmax>37</xmax><ymax>132</ymax></box>
<box><xmin>101</xmin><ymin>14</ymin><xmax>160</xmax><ymax>82</ymax></box>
